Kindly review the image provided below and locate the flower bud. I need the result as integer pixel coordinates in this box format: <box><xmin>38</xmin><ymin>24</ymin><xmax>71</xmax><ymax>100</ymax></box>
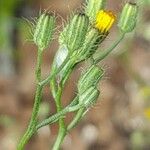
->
<box><xmin>85</xmin><ymin>0</ymin><xmax>107</xmax><ymax>22</ymax></box>
<box><xmin>118</xmin><ymin>2</ymin><xmax>138</xmax><ymax>33</ymax></box>
<box><xmin>78</xmin><ymin>65</ymin><xmax>104</xmax><ymax>94</ymax></box>
<box><xmin>33</xmin><ymin>13</ymin><xmax>55</xmax><ymax>49</ymax></box>
<box><xmin>59</xmin><ymin>14</ymin><xmax>89</xmax><ymax>52</ymax></box>
<box><xmin>76</xmin><ymin>28</ymin><xmax>106</xmax><ymax>61</ymax></box>
<box><xmin>79</xmin><ymin>86</ymin><xmax>100</xmax><ymax>108</ymax></box>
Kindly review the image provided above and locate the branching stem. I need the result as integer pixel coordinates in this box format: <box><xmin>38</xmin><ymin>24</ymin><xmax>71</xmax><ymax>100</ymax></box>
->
<box><xmin>17</xmin><ymin>51</ymin><xmax>70</xmax><ymax>150</ymax></box>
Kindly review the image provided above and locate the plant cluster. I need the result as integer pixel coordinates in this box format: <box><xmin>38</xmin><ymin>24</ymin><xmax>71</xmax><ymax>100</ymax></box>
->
<box><xmin>17</xmin><ymin>0</ymin><xmax>138</xmax><ymax>150</ymax></box>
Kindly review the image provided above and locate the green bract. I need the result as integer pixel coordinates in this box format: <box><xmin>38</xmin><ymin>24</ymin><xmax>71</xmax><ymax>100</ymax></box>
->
<box><xmin>76</xmin><ymin>28</ymin><xmax>107</xmax><ymax>62</ymax></box>
<box><xmin>59</xmin><ymin>14</ymin><xmax>89</xmax><ymax>52</ymax></box>
<box><xmin>33</xmin><ymin>13</ymin><xmax>55</xmax><ymax>49</ymax></box>
<box><xmin>85</xmin><ymin>0</ymin><xmax>106</xmax><ymax>22</ymax></box>
<box><xmin>78</xmin><ymin>65</ymin><xmax>104</xmax><ymax>94</ymax></box>
<box><xmin>118</xmin><ymin>2</ymin><xmax>138</xmax><ymax>33</ymax></box>
<box><xmin>79</xmin><ymin>86</ymin><xmax>100</xmax><ymax>108</ymax></box>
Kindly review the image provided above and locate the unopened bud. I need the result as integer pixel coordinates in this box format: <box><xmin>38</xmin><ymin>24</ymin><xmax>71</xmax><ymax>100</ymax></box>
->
<box><xmin>85</xmin><ymin>0</ymin><xmax>107</xmax><ymax>22</ymax></box>
<box><xmin>118</xmin><ymin>2</ymin><xmax>138</xmax><ymax>33</ymax></box>
<box><xmin>78</xmin><ymin>65</ymin><xmax>104</xmax><ymax>94</ymax></box>
<box><xmin>59</xmin><ymin>14</ymin><xmax>89</xmax><ymax>52</ymax></box>
<box><xmin>76</xmin><ymin>28</ymin><xmax>106</xmax><ymax>61</ymax></box>
<box><xmin>33</xmin><ymin>13</ymin><xmax>55</xmax><ymax>49</ymax></box>
<box><xmin>79</xmin><ymin>86</ymin><xmax>100</xmax><ymax>108</ymax></box>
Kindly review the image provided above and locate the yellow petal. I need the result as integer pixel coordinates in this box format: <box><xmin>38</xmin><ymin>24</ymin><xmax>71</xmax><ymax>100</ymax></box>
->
<box><xmin>95</xmin><ymin>10</ymin><xmax>115</xmax><ymax>33</ymax></box>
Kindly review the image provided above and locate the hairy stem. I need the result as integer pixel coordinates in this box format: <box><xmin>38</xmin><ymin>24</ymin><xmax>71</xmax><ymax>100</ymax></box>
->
<box><xmin>36</xmin><ymin>97</ymin><xmax>79</xmax><ymax>130</ymax></box>
<box><xmin>17</xmin><ymin>51</ymin><xmax>69</xmax><ymax>150</ymax></box>
<box><xmin>17</xmin><ymin>49</ymin><xmax>43</xmax><ymax>150</ymax></box>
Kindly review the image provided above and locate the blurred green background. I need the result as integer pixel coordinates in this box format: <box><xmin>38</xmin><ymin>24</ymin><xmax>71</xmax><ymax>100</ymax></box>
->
<box><xmin>0</xmin><ymin>0</ymin><xmax>150</xmax><ymax>150</ymax></box>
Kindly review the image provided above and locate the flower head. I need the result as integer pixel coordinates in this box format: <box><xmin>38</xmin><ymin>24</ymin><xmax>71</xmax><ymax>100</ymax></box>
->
<box><xmin>95</xmin><ymin>10</ymin><xmax>115</xmax><ymax>33</ymax></box>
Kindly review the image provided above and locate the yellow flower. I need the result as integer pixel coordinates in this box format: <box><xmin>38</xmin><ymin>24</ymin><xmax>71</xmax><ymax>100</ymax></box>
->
<box><xmin>144</xmin><ymin>108</ymin><xmax>150</xmax><ymax>120</ymax></box>
<box><xmin>95</xmin><ymin>10</ymin><xmax>115</xmax><ymax>33</ymax></box>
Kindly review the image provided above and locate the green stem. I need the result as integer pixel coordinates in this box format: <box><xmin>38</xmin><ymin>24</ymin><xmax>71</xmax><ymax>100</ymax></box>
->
<box><xmin>53</xmin><ymin>106</ymin><xmax>85</xmax><ymax>148</ymax></box>
<box><xmin>52</xmin><ymin>129</ymin><xmax>66</xmax><ymax>150</ymax></box>
<box><xmin>17</xmin><ymin>51</ymin><xmax>69</xmax><ymax>150</ymax></box>
<box><xmin>36</xmin><ymin>107</ymin><xmax>68</xmax><ymax>130</ymax></box>
<box><xmin>52</xmin><ymin>103</ymin><xmax>83</xmax><ymax>150</ymax></box>
<box><xmin>51</xmin><ymin>103</ymin><xmax>84</xmax><ymax>150</ymax></box>
<box><xmin>17</xmin><ymin>49</ymin><xmax>43</xmax><ymax>150</ymax></box>
<box><xmin>67</xmin><ymin>108</ymin><xmax>85</xmax><ymax>131</ymax></box>
<box><xmin>36</xmin><ymin>50</ymin><xmax>43</xmax><ymax>82</ymax></box>
<box><xmin>40</xmin><ymin>56</ymin><xmax>70</xmax><ymax>87</ymax></box>
<box><xmin>36</xmin><ymin>97</ymin><xmax>79</xmax><ymax>130</ymax></box>
<box><xmin>17</xmin><ymin>85</ymin><xmax>43</xmax><ymax>150</ymax></box>
<box><xmin>50</xmin><ymin>77</ymin><xmax>58</xmax><ymax>98</ymax></box>
<box><xmin>50</xmin><ymin>58</ymin><xmax>76</xmax><ymax>150</ymax></box>
<box><xmin>51</xmin><ymin>84</ymin><xmax>65</xmax><ymax>150</ymax></box>
<box><xmin>94</xmin><ymin>33</ymin><xmax>125</xmax><ymax>64</ymax></box>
